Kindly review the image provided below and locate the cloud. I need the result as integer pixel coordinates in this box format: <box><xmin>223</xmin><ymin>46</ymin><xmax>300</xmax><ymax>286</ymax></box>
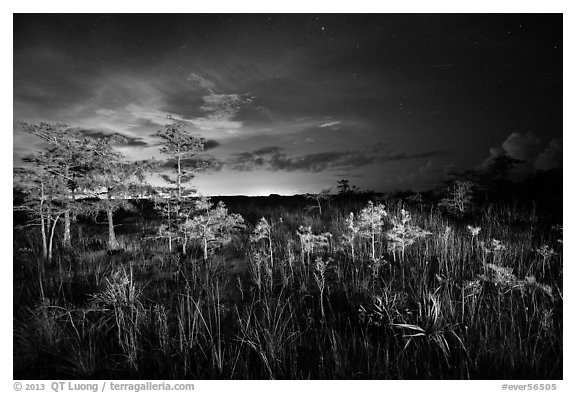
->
<box><xmin>253</xmin><ymin>146</ymin><xmax>284</xmax><ymax>155</ymax></box>
<box><xmin>393</xmin><ymin>160</ymin><xmax>432</xmax><ymax>184</ymax></box>
<box><xmin>186</xmin><ymin>73</ymin><xmax>216</xmax><ymax>92</ymax></box>
<box><xmin>292</xmin><ymin>136</ymin><xmax>316</xmax><ymax>145</ymax></box>
<box><xmin>227</xmin><ymin>147</ymin><xmax>351</xmax><ymax>172</ymax></box>
<box><xmin>534</xmin><ymin>138</ymin><xmax>562</xmax><ymax>171</ymax></box>
<box><xmin>480</xmin><ymin>146</ymin><xmax>507</xmax><ymax>169</ymax></box>
<box><xmin>480</xmin><ymin>132</ymin><xmax>562</xmax><ymax>173</ymax></box>
<box><xmin>180</xmin><ymin>72</ymin><xmax>256</xmax><ymax>123</ymax></box>
<box><xmin>203</xmin><ymin>139</ymin><xmax>221</xmax><ymax>150</ymax></box>
<box><xmin>227</xmin><ymin>145</ymin><xmax>446</xmax><ymax>172</ymax></box>
<box><xmin>13</xmin><ymin>48</ymin><xmax>257</xmax><ymax>150</ymax></box>
<box><xmin>501</xmin><ymin>132</ymin><xmax>542</xmax><ymax>161</ymax></box>
<box><xmin>379</xmin><ymin>150</ymin><xmax>445</xmax><ymax>162</ymax></box>
<box><xmin>157</xmin><ymin>155</ymin><xmax>222</xmax><ymax>172</ymax></box>
<box><xmin>201</xmin><ymin>93</ymin><xmax>254</xmax><ymax>121</ymax></box>
<box><xmin>319</xmin><ymin>120</ymin><xmax>342</xmax><ymax>128</ymax></box>
<box><xmin>334</xmin><ymin>173</ymin><xmax>364</xmax><ymax>178</ymax></box>
<box><xmin>418</xmin><ymin>160</ymin><xmax>434</xmax><ymax>175</ymax></box>
<box><xmin>95</xmin><ymin>109</ymin><xmax>116</xmax><ymax>117</ymax></box>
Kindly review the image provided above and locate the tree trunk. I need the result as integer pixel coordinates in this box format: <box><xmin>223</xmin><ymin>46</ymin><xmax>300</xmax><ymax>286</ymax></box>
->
<box><xmin>38</xmin><ymin>195</ymin><xmax>47</xmax><ymax>300</ymax></box>
<box><xmin>47</xmin><ymin>203</ymin><xmax>54</xmax><ymax>266</ymax></box>
<box><xmin>203</xmin><ymin>237</ymin><xmax>208</xmax><ymax>261</ymax></box>
<box><xmin>41</xmin><ymin>213</ymin><xmax>48</xmax><ymax>260</ymax></box>
<box><xmin>182</xmin><ymin>229</ymin><xmax>187</xmax><ymax>255</ymax></box>
<box><xmin>167</xmin><ymin>199</ymin><xmax>171</xmax><ymax>230</ymax></box>
<box><xmin>37</xmin><ymin>256</ymin><xmax>45</xmax><ymax>301</ymax></box>
<box><xmin>107</xmin><ymin>207</ymin><xmax>120</xmax><ymax>250</ymax></box>
<box><xmin>40</xmin><ymin>181</ymin><xmax>48</xmax><ymax>259</ymax></box>
<box><xmin>48</xmin><ymin>214</ymin><xmax>61</xmax><ymax>264</ymax></box>
<box><xmin>63</xmin><ymin>167</ymin><xmax>72</xmax><ymax>246</ymax></box>
<box><xmin>177</xmin><ymin>154</ymin><xmax>182</xmax><ymax>201</ymax></box>
<box><xmin>63</xmin><ymin>210</ymin><xmax>71</xmax><ymax>247</ymax></box>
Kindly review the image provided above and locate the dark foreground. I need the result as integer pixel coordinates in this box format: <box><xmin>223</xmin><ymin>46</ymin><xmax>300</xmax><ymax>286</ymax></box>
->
<box><xmin>13</xmin><ymin>195</ymin><xmax>562</xmax><ymax>379</ymax></box>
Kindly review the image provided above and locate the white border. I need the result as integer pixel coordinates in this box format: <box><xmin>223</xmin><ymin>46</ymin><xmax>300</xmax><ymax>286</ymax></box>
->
<box><xmin>3</xmin><ymin>2</ymin><xmax>572</xmax><ymax>391</ymax></box>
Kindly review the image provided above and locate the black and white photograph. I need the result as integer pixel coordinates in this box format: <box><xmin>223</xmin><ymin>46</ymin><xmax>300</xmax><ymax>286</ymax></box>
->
<box><xmin>11</xmin><ymin>7</ymin><xmax>566</xmax><ymax>383</ymax></box>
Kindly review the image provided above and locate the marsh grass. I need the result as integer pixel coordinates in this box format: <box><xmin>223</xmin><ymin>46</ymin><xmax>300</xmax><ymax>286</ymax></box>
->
<box><xmin>13</xmin><ymin>196</ymin><xmax>562</xmax><ymax>379</ymax></box>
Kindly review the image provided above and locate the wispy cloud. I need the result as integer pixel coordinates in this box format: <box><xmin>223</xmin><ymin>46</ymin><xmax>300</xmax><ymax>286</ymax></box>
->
<box><xmin>157</xmin><ymin>155</ymin><xmax>222</xmax><ymax>172</ymax></box>
<box><xmin>186</xmin><ymin>73</ymin><xmax>217</xmax><ymax>92</ymax></box>
<box><xmin>201</xmin><ymin>93</ymin><xmax>253</xmax><ymax>121</ymax></box>
<box><xmin>227</xmin><ymin>145</ymin><xmax>446</xmax><ymax>172</ymax></box>
<box><xmin>319</xmin><ymin>120</ymin><xmax>342</xmax><ymax>128</ymax></box>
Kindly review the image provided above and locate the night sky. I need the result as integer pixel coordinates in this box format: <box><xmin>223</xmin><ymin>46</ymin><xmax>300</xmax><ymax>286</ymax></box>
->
<box><xmin>13</xmin><ymin>14</ymin><xmax>563</xmax><ymax>196</ymax></box>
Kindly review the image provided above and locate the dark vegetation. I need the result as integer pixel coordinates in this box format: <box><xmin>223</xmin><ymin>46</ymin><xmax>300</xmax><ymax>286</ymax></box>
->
<box><xmin>13</xmin><ymin>191</ymin><xmax>562</xmax><ymax>379</ymax></box>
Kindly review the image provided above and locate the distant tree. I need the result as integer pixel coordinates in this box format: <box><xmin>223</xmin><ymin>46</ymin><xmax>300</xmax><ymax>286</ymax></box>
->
<box><xmin>304</xmin><ymin>188</ymin><xmax>332</xmax><ymax>215</ymax></box>
<box><xmin>19</xmin><ymin>122</ymin><xmax>94</xmax><ymax>247</ymax></box>
<box><xmin>337</xmin><ymin>179</ymin><xmax>362</xmax><ymax>195</ymax></box>
<box><xmin>337</xmin><ymin>179</ymin><xmax>350</xmax><ymax>195</ymax></box>
<box><xmin>487</xmin><ymin>154</ymin><xmax>524</xmax><ymax>182</ymax></box>
<box><xmin>484</xmin><ymin>154</ymin><xmax>525</xmax><ymax>199</ymax></box>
